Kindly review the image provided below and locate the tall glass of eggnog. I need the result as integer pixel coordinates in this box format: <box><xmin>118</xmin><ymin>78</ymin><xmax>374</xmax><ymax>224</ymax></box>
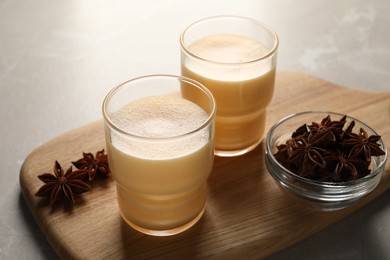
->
<box><xmin>180</xmin><ymin>15</ymin><xmax>278</xmax><ymax>157</ymax></box>
<box><xmin>102</xmin><ymin>75</ymin><xmax>215</xmax><ymax>236</ymax></box>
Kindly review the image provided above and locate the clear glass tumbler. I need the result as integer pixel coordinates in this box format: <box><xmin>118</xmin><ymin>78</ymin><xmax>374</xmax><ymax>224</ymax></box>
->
<box><xmin>180</xmin><ymin>15</ymin><xmax>278</xmax><ymax>157</ymax></box>
<box><xmin>102</xmin><ymin>74</ymin><xmax>216</xmax><ymax>236</ymax></box>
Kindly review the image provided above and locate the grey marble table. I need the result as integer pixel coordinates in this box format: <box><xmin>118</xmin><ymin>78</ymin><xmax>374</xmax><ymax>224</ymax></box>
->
<box><xmin>1</xmin><ymin>0</ymin><xmax>389</xmax><ymax>259</ymax></box>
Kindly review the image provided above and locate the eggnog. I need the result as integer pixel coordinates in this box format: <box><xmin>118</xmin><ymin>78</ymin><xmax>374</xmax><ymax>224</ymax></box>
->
<box><xmin>106</xmin><ymin>96</ymin><xmax>214</xmax><ymax>234</ymax></box>
<box><xmin>181</xmin><ymin>33</ymin><xmax>277</xmax><ymax>155</ymax></box>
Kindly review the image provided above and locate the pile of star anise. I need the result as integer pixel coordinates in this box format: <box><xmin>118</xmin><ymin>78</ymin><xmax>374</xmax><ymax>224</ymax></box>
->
<box><xmin>35</xmin><ymin>149</ymin><xmax>110</xmax><ymax>207</ymax></box>
<box><xmin>274</xmin><ymin>115</ymin><xmax>385</xmax><ymax>182</ymax></box>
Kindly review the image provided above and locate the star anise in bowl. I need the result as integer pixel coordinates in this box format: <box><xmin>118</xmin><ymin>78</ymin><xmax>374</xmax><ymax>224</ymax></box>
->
<box><xmin>265</xmin><ymin>111</ymin><xmax>387</xmax><ymax>211</ymax></box>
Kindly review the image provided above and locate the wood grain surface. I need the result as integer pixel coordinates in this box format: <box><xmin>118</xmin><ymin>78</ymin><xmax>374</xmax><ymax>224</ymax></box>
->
<box><xmin>20</xmin><ymin>72</ymin><xmax>390</xmax><ymax>259</ymax></box>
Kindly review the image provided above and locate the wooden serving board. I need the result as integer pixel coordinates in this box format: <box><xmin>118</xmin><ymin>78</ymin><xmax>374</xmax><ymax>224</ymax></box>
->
<box><xmin>20</xmin><ymin>72</ymin><xmax>390</xmax><ymax>259</ymax></box>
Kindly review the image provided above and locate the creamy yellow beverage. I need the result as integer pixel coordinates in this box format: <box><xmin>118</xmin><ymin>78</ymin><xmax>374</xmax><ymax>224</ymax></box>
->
<box><xmin>182</xmin><ymin>34</ymin><xmax>275</xmax><ymax>153</ymax></box>
<box><xmin>106</xmin><ymin>96</ymin><xmax>214</xmax><ymax>233</ymax></box>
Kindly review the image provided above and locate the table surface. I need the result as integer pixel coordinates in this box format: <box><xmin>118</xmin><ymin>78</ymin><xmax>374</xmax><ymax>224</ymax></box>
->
<box><xmin>1</xmin><ymin>0</ymin><xmax>389</xmax><ymax>259</ymax></box>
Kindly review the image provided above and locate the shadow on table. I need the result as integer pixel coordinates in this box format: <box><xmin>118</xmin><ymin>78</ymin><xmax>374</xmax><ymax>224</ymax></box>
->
<box><xmin>18</xmin><ymin>192</ymin><xmax>60</xmax><ymax>260</ymax></box>
<box><xmin>266</xmin><ymin>189</ymin><xmax>390</xmax><ymax>260</ymax></box>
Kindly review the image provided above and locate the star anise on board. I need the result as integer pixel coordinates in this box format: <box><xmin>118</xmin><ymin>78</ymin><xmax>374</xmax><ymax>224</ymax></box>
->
<box><xmin>274</xmin><ymin>114</ymin><xmax>385</xmax><ymax>182</ymax></box>
<box><xmin>72</xmin><ymin>149</ymin><xmax>111</xmax><ymax>181</ymax></box>
<box><xmin>35</xmin><ymin>161</ymin><xmax>91</xmax><ymax>206</ymax></box>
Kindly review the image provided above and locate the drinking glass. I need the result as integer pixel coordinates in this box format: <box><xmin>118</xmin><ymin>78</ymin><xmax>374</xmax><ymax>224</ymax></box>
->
<box><xmin>103</xmin><ymin>74</ymin><xmax>215</xmax><ymax>236</ymax></box>
<box><xmin>180</xmin><ymin>15</ymin><xmax>278</xmax><ymax>157</ymax></box>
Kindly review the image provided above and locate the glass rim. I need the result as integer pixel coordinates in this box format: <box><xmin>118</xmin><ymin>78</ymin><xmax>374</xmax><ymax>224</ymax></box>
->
<box><xmin>102</xmin><ymin>74</ymin><xmax>216</xmax><ymax>141</ymax></box>
<box><xmin>180</xmin><ymin>15</ymin><xmax>279</xmax><ymax>66</ymax></box>
<box><xmin>265</xmin><ymin>110</ymin><xmax>388</xmax><ymax>187</ymax></box>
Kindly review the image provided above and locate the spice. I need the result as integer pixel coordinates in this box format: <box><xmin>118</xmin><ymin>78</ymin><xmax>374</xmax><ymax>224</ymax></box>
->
<box><xmin>36</xmin><ymin>149</ymin><xmax>111</xmax><ymax>207</ymax></box>
<box><xmin>72</xmin><ymin>149</ymin><xmax>110</xmax><ymax>181</ymax></box>
<box><xmin>35</xmin><ymin>161</ymin><xmax>91</xmax><ymax>206</ymax></box>
<box><xmin>341</xmin><ymin>128</ymin><xmax>386</xmax><ymax>159</ymax></box>
<box><xmin>274</xmin><ymin>115</ymin><xmax>385</xmax><ymax>182</ymax></box>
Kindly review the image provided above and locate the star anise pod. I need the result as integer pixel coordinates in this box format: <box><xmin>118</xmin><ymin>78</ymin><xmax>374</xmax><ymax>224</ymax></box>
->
<box><xmin>308</xmin><ymin>115</ymin><xmax>346</xmax><ymax>144</ymax></box>
<box><xmin>72</xmin><ymin>149</ymin><xmax>110</xmax><ymax>181</ymax></box>
<box><xmin>343</xmin><ymin>120</ymin><xmax>355</xmax><ymax>136</ymax></box>
<box><xmin>35</xmin><ymin>161</ymin><xmax>91</xmax><ymax>206</ymax></box>
<box><xmin>324</xmin><ymin>150</ymin><xmax>370</xmax><ymax>181</ymax></box>
<box><xmin>288</xmin><ymin>132</ymin><xmax>329</xmax><ymax>176</ymax></box>
<box><xmin>291</xmin><ymin>124</ymin><xmax>309</xmax><ymax>138</ymax></box>
<box><xmin>274</xmin><ymin>138</ymin><xmax>296</xmax><ymax>168</ymax></box>
<box><xmin>341</xmin><ymin>127</ymin><xmax>385</xmax><ymax>161</ymax></box>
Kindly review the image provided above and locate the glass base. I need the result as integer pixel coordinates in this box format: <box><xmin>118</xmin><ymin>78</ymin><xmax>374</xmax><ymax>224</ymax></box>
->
<box><xmin>214</xmin><ymin>138</ymin><xmax>262</xmax><ymax>157</ymax></box>
<box><xmin>121</xmin><ymin>206</ymin><xmax>206</xmax><ymax>236</ymax></box>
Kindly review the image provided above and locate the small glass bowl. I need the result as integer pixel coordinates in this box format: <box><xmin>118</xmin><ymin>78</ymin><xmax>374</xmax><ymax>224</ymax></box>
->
<box><xmin>265</xmin><ymin>111</ymin><xmax>388</xmax><ymax>211</ymax></box>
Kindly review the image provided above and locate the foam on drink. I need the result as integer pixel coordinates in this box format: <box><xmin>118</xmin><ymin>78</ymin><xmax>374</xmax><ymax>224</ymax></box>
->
<box><xmin>187</xmin><ymin>34</ymin><xmax>270</xmax><ymax>81</ymax></box>
<box><xmin>111</xmin><ymin>95</ymin><xmax>210</xmax><ymax>159</ymax></box>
